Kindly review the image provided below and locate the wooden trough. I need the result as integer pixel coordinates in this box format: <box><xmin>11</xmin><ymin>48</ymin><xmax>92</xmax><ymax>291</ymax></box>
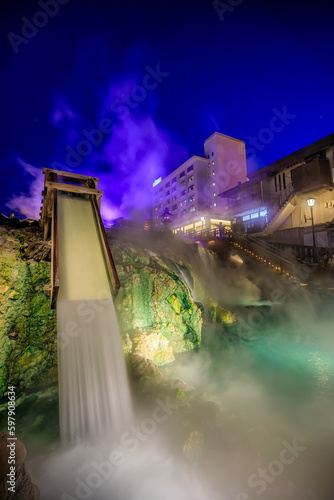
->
<box><xmin>40</xmin><ymin>168</ymin><xmax>120</xmax><ymax>308</ymax></box>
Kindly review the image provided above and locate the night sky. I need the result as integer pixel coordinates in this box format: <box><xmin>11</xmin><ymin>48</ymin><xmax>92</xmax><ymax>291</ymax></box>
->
<box><xmin>1</xmin><ymin>0</ymin><xmax>333</xmax><ymax>222</ymax></box>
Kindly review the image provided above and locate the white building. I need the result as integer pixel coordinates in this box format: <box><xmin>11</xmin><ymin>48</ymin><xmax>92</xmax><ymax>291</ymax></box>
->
<box><xmin>152</xmin><ymin>132</ymin><xmax>247</xmax><ymax>235</ymax></box>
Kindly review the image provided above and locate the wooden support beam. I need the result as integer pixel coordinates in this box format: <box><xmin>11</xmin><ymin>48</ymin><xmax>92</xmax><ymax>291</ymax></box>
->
<box><xmin>91</xmin><ymin>195</ymin><xmax>121</xmax><ymax>298</ymax></box>
<box><xmin>50</xmin><ymin>190</ymin><xmax>59</xmax><ymax>309</ymax></box>
<box><xmin>43</xmin><ymin>168</ymin><xmax>99</xmax><ymax>183</ymax></box>
<box><xmin>45</xmin><ymin>180</ymin><xmax>103</xmax><ymax>197</ymax></box>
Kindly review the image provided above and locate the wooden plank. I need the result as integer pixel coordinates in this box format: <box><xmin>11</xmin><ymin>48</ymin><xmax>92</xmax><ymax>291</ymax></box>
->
<box><xmin>43</xmin><ymin>168</ymin><xmax>99</xmax><ymax>183</ymax></box>
<box><xmin>50</xmin><ymin>190</ymin><xmax>59</xmax><ymax>309</ymax></box>
<box><xmin>91</xmin><ymin>195</ymin><xmax>121</xmax><ymax>297</ymax></box>
<box><xmin>45</xmin><ymin>180</ymin><xmax>103</xmax><ymax>197</ymax></box>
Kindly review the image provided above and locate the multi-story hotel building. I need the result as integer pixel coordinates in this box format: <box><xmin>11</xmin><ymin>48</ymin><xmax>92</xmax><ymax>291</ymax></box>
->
<box><xmin>152</xmin><ymin>132</ymin><xmax>247</xmax><ymax>234</ymax></box>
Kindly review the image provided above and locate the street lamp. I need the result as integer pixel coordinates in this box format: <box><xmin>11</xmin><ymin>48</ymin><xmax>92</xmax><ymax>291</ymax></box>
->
<box><xmin>306</xmin><ymin>197</ymin><xmax>316</xmax><ymax>248</ymax></box>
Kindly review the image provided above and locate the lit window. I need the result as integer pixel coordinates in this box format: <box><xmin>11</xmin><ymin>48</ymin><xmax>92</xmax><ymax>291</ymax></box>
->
<box><xmin>181</xmin><ymin>180</ymin><xmax>186</xmax><ymax>187</ymax></box>
<box><xmin>189</xmin><ymin>206</ymin><xmax>195</xmax><ymax>212</ymax></box>
<box><xmin>213</xmin><ymin>183</ymin><xmax>215</xmax><ymax>186</ymax></box>
<box><xmin>212</xmin><ymin>161</ymin><xmax>214</xmax><ymax>165</ymax></box>
<box><xmin>188</xmin><ymin>175</ymin><xmax>194</xmax><ymax>182</ymax></box>
<box><xmin>213</xmin><ymin>172</ymin><xmax>215</xmax><ymax>175</ymax></box>
<box><xmin>251</xmin><ymin>212</ymin><xmax>259</xmax><ymax>219</ymax></box>
<box><xmin>189</xmin><ymin>195</ymin><xmax>195</xmax><ymax>203</ymax></box>
<box><xmin>213</xmin><ymin>193</ymin><xmax>216</xmax><ymax>196</ymax></box>
<box><xmin>260</xmin><ymin>209</ymin><xmax>267</xmax><ymax>217</ymax></box>
<box><xmin>243</xmin><ymin>215</ymin><xmax>250</xmax><ymax>221</ymax></box>
<box><xmin>214</xmin><ymin>203</ymin><xmax>217</xmax><ymax>207</ymax></box>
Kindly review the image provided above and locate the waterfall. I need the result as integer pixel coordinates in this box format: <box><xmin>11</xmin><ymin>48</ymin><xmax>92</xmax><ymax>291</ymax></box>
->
<box><xmin>57</xmin><ymin>192</ymin><xmax>132</xmax><ymax>444</ymax></box>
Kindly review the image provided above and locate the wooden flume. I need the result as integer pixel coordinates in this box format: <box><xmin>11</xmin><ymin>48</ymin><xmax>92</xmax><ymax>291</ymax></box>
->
<box><xmin>40</xmin><ymin>168</ymin><xmax>120</xmax><ymax>308</ymax></box>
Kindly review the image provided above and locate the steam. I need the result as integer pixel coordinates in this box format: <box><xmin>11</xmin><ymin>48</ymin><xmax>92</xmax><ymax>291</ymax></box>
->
<box><xmin>6</xmin><ymin>76</ymin><xmax>188</xmax><ymax>223</ymax></box>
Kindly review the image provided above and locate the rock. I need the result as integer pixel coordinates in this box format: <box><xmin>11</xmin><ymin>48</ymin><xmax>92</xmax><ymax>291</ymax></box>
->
<box><xmin>216</xmin><ymin>306</ymin><xmax>236</xmax><ymax>325</ymax></box>
<box><xmin>129</xmin><ymin>354</ymin><xmax>163</xmax><ymax>384</ymax></box>
<box><xmin>0</xmin><ymin>227</ymin><xmax>57</xmax><ymax>397</ymax></box>
<box><xmin>183</xmin><ymin>430</ymin><xmax>204</xmax><ymax>464</ymax></box>
<box><xmin>0</xmin><ymin>431</ymin><xmax>40</xmax><ymax>499</ymax></box>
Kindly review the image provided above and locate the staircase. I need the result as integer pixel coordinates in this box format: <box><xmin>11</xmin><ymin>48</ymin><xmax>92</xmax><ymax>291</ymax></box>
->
<box><xmin>263</xmin><ymin>183</ymin><xmax>296</xmax><ymax>235</ymax></box>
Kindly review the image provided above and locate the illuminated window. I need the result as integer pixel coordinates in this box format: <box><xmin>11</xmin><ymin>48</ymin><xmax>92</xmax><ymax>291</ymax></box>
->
<box><xmin>260</xmin><ymin>209</ymin><xmax>267</xmax><ymax>217</ymax></box>
<box><xmin>251</xmin><ymin>212</ymin><xmax>259</xmax><ymax>219</ymax></box>
<box><xmin>188</xmin><ymin>175</ymin><xmax>194</xmax><ymax>182</ymax></box>
<box><xmin>189</xmin><ymin>195</ymin><xmax>195</xmax><ymax>203</ymax></box>
<box><xmin>181</xmin><ymin>180</ymin><xmax>186</xmax><ymax>187</ymax></box>
<box><xmin>213</xmin><ymin>183</ymin><xmax>216</xmax><ymax>186</ymax></box>
<box><xmin>189</xmin><ymin>206</ymin><xmax>195</xmax><ymax>212</ymax></box>
<box><xmin>243</xmin><ymin>215</ymin><xmax>250</xmax><ymax>221</ymax></box>
<box><xmin>213</xmin><ymin>171</ymin><xmax>215</xmax><ymax>175</ymax></box>
<box><xmin>214</xmin><ymin>203</ymin><xmax>217</xmax><ymax>207</ymax></box>
<box><xmin>213</xmin><ymin>193</ymin><xmax>216</xmax><ymax>196</ymax></box>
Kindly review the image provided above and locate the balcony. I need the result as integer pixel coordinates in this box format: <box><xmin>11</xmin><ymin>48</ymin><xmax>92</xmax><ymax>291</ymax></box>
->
<box><xmin>291</xmin><ymin>157</ymin><xmax>332</xmax><ymax>194</ymax></box>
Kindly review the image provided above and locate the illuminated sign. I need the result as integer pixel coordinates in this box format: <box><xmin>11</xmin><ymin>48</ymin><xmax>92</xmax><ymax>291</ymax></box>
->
<box><xmin>152</xmin><ymin>177</ymin><xmax>162</xmax><ymax>188</ymax></box>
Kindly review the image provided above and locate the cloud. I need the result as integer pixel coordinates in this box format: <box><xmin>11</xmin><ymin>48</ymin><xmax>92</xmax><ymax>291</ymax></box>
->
<box><xmin>6</xmin><ymin>158</ymin><xmax>43</xmax><ymax>219</ymax></box>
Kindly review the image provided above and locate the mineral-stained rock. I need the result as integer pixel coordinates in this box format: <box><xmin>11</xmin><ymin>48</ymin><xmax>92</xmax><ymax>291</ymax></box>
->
<box><xmin>0</xmin><ymin>431</ymin><xmax>40</xmax><ymax>499</ymax></box>
<box><xmin>0</xmin><ymin>226</ymin><xmax>234</xmax><ymax>396</ymax></box>
<box><xmin>0</xmin><ymin>228</ymin><xmax>57</xmax><ymax>398</ymax></box>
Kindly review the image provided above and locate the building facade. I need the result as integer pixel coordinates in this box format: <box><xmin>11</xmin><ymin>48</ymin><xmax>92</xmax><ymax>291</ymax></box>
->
<box><xmin>152</xmin><ymin>132</ymin><xmax>247</xmax><ymax>235</ymax></box>
<box><xmin>219</xmin><ymin>133</ymin><xmax>334</xmax><ymax>248</ymax></box>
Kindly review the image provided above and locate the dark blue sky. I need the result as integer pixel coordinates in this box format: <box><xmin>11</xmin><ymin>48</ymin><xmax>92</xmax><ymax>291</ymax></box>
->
<box><xmin>1</xmin><ymin>0</ymin><xmax>333</xmax><ymax>220</ymax></box>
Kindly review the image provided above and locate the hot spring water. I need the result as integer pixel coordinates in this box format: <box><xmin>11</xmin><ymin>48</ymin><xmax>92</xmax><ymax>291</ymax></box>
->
<box><xmin>57</xmin><ymin>192</ymin><xmax>132</xmax><ymax>443</ymax></box>
<box><xmin>30</xmin><ymin>214</ymin><xmax>334</xmax><ymax>499</ymax></box>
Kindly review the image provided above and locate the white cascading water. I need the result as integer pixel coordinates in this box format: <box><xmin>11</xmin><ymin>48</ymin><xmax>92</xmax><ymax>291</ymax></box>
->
<box><xmin>57</xmin><ymin>191</ymin><xmax>132</xmax><ymax>444</ymax></box>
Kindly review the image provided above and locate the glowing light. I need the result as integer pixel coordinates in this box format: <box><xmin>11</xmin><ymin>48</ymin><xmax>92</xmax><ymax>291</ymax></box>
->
<box><xmin>153</xmin><ymin>177</ymin><xmax>162</xmax><ymax>188</ymax></box>
<box><xmin>307</xmin><ymin>197</ymin><xmax>316</xmax><ymax>207</ymax></box>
